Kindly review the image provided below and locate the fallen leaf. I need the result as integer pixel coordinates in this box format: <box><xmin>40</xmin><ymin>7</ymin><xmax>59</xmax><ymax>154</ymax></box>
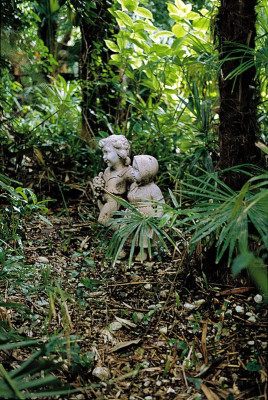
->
<box><xmin>115</xmin><ymin>316</ymin><xmax>137</xmax><ymax>328</ymax></box>
<box><xmin>109</xmin><ymin>339</ymin><xmax>141</xmax><ymax>353</ymax></box>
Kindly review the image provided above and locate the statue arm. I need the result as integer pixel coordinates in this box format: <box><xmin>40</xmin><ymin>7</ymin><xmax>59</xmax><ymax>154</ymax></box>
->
<box><xmin>150</xmin><ymin>185</ymin><xmax>165</xmax><ymax>217</ymax></box>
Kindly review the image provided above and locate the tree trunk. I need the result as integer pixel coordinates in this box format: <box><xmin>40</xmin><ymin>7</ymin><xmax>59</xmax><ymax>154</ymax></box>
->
<box><xmin>216</xmin><ymin>0</ymin><xmax>259</xmax><ymax>189</ymax></box>
<box><xmin>79</xmin><ymin>2</ymin><xmax>123</xmax><ymax>144</ymax></box>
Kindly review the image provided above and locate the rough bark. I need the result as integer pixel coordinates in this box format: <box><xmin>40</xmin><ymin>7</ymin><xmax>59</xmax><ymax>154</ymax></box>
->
<box><xmin>79</xmin><ymin>2</ymin><xmax>123</xmax><ymax>143</ymax></box>
<box><xmin>216</xmin><ymin>0</ymin><xmax>259</xmax><ymax>190</ymax></box>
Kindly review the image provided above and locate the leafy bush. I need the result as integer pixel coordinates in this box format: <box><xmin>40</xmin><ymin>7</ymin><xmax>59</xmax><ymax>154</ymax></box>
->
<box><xmin>160</xmin><ymin>166</ymin><xmax>268</xmax><ymax>294</ymax></box>
<box><xmin>0</xmin><ymin>174</ymin><xmax>48</xmax><ymax>246</ymax></box>
<box><xmin>102</xmin><ymin>195</ymin><xmax>173</xmax><ymax>265</ymax></box>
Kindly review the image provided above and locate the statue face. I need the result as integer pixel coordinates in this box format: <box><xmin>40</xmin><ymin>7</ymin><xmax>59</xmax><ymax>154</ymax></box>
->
<box><xmin>102</xmin><ymin>144</ymin><xmax>120</xmax><ymax>169</ymax></box>
<box><xmin>132</xmin><ymin>159</ymin><xmax>141</xmax><ymax>183</ymax></box>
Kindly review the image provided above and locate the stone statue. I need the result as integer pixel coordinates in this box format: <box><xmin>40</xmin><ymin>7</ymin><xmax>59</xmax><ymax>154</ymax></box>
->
<box><xmin>93</xmin><ymin>135</ymin><xmax>132</xmax><ymax>226</ymax></box>
<box><xmin>127</xmin><ymin>155</ymin><xmax>165</xmax><ymax>261</ymax></box>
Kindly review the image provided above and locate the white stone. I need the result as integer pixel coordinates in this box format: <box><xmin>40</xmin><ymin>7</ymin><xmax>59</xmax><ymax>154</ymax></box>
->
<box><xmin>254</xmin><ymin>294</ymin><xmax>263</xmax><ymax>304</ymax></box>
<box><xmin>159</xmin><ymin>326</ymin><xmax>168</xmax><ymax>334</ymax></box>
<box><xmin>142</xmin><ymin>361</ymin><xmax>150</xmax><ymax>368</ymax></box>
<box><xmin>160</xmin><ymin>290</ymin><xmax>168</xmax><ymax>298</ymax></box>
<box><xmin>184</xmin><ymin>302</ymin><xmax>196</xmax><ymax>310</ymax></box>
<box><xmin>167</xmin><ymin>388</ymin><xmax>175</xmax><ymax>394</ymax></box>
<box><xmin>135</xmin><ymin>312</ymin><xmax>144</xmax><ymax>321</ymax></box>
<box><xmin>194</xmin><ymin>299</ymin><xmax>205</xmax><ymax>306</ymax></box>
<box><xmin>247</xmin><ymin>341</ymin><xmax>254</xmax><ymax>345</ymax></box>
<box><xmin>108</xmin><ymin>321</ymin><xmax>122</xmax><ymax>331</ymax></box>
<box><xmin>37</xmin><ymin>256</ymin><xmax>50</xmax><ymax>263</ymax></box>
<box><xmin>235</xmin><ymin>305</ymin><xmax>244</xmax><ymax>313</ymax></box>
<box><xmin>144</xmin><ymin>284</ymin><xmax>152</xmax><ymax>290</ymax></box>
<box><xmin>92</xmin><ymin>366</ymin><xmax>110</xmax><ymax>381</ymax></box>
<box><xmin>248</xmin><ymin>316</ymin><xmax>257</xmax><ymax>323</ymax></box>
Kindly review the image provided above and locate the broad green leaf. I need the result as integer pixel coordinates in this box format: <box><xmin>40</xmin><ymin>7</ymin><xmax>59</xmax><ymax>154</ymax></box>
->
<box><xmin>175</xmin><ymin>0</ymin><xmax>192</xmax><ymax>13</ymax></box>
<box><xmin>105</xmin><ymin>40</ymin><xmax>120</xmax><ymax>52</ymax></box>
<box><xmin>129</xmin><ymin>57</ymin><xmax>143</xmax><ymax>68</ymax></box>
<box><xmin>115</xmin><ymin>10</ymin><xmax>134</xmax><ymax>26</ymax></box>
<box><xmin>171</xmin><ymin>37</ymin><xmax>187</xmax><ymax>54</ymax></box>
<box><xmin>187</xmin><ymin>377</ymin><xmax>202</xmax><ymax>390</ymax></box>
<box><xmin>130</xmin><ymin>37</ymin><xmax>149</xmax><ymax>52</ymax></box>
<box><xmin>118</xmin><ymin>0</ymin><xmax>138</xmax><ymax>12</ymax></box>
<box><xmin>172</xmin><ymin>24</ymin><xmax>188</xmax><ymax>38</ymax></box>
<box><xmin>135</xmin><ymin>20</ymin><xmax>157</xmax><ymax>32</ymax></box>
<box><xmin>135</xmin><ymin>7</ymin><xmax>153</xmax><ymax>19</ymax></box>
<box><xmin>135</xmin><ymin>30</ymin><xmax>149</xmax><ymax>41</ymax></box>
<box><xmin>125</xmin><ymin>69</ymin><xmax>135</xmax><ymax>79</ymax></box>
<box><xmin>133</xmin><ymin>22</ymin><xmax>146</xmax><ymax>31</ymax></box>
<box><xmin>150</xmin><ymin>43</ymin><xmax>171</xmax><ymax>56</ymax></box>
<box><xmin>193</xmin><ymin>18</ymin><xmax>210</xmax><ymax>31</ymax></box>
<box><xmin>186</xmin><ymin>11</ymin><xmax>200</xmax><ymax>20</ymax></box>
<box><xmin>167</xmin><ymin>3</ymin><xmax>180</xmax><ymax>16</ymax></box>
<box><xmin>153</xmin><ymin>30</ymin><xmax>174</xmax><ymax>39</ymax></box>
<box><xmin>246</xmin><ymin>361</ymin><xmax>263</xmax><ymax>372</ymax></box>
<box><xmin>110</xmin><ymin>54</ymin><xmax>122</xmax><ymax>63</ymax></box>
<box><xmin>117</xmin><ymin>35</ymin><xmax>128</xmax><ymax>50</ymax></box>
<box><xmin>49</xmin><ymin>0</ymin><xmax>59</xmax><ymax>13</ymax></box>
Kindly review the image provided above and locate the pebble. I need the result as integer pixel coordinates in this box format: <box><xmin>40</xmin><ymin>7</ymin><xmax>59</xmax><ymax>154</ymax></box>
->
<box><xmin>184</xmin><ymin>302</ymin><xmax>196</xmax><ymax>310</ymax></box>
<box><xmin>194</xmin><ymin>299</ymin><xmax>205</xmax><ymax>306</ymax></box>
<box><xmin>144</xmin><ymin>380</ymin><xmax>150</xmax><ymax>387</ymax></box>
<box><xmin>92</xmin><ymin>366</ymin><xmax>110</xmax><ymax>381</ymax></box>
<box><xmin>142</xmin><ymin>361</ymin><xmax>150</xmax><ymax>368</ymax></box>
<box><xmin>248</xmin><ymin>316</ymin><xmax>257</xmax><ymax>323</ymax></box>
<box><xmin>144</xmin><ymin>284</ymin><xmax>152</xmax><ymax>290</ymax></box>
<box><xmin>248</xmin><ymin>341</ymin><xmax>255</xmax><ymax>345</ymax></box>
<box><xmin>145</xmin><ymin>262</ymin><xmax>154</xmax><ymax>267</ymax></box>
<box><xmin>108</xmin><ymin>321</ymin><xmax>122</xmax><ymax>331</ymax></box>
<box><xmin>37</xmin><ymin>256</ymin><xmax>50</xmax><ymax>263</ymax></box>
<box><xmin>156</xmin><ymin>380</ymin><xmax>162</xmax><ymax>386</ymax></box>
<box><xmin>159</xmin><ymin>326</ymin><xmax>168</xmax><ymax>334</ymax></box>
<box><xmin>167</xmin><ymin>388</ymin><xmax>175</xmax><ymax>394</ymax></box>
<box><xmin>136</xmin><ymin>312</ymin><xmax>144</xmax><ymax>321</ymax></box>
<box><xmin>144</xmin><ymin>396</ymin><xmax>153</xmax><ymax>400</ymax></box>
<box><xmin>160</xmin><ymin>290</ymin><xmax>168</xmax><ymax>298</ymax></box>
<box><xmin>235</xmin><ymin>305</ymin><xmax>244</xmax><ymax>313</ymax></box>
<box><xmin>254</xmin><ymin>294</ymin><xmax>263</xmax><ymax>304</ymax></box>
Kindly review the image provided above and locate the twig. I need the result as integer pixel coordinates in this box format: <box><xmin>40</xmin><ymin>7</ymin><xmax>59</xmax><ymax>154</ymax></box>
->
<box><xmin>155</xmin><ymin>249</ymin><xmax>187</xmax><ymax>328</ymax></box>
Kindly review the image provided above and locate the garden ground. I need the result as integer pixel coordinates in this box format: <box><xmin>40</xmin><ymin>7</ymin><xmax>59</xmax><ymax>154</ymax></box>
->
<box><xmin>0</xmin><ymin>189</ymin><xmax>267</xmax><ymax>400</ymax></box>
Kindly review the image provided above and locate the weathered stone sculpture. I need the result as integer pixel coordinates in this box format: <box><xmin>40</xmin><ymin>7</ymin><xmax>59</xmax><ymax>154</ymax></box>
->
<box><xmin>93</xmin><ymin>135</ymin><xmax>132</xmax><ymax>226</ymax></box>
<box><xmin>127</xmin><ymin>155</ymin><xmax>165</xmax><ymax>261</ymax></box>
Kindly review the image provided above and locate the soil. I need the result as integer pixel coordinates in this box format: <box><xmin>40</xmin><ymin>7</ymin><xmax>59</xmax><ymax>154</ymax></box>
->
<box><xmin>0</xmin><ymin>176</ymin><xmax>267</xmax><ymax>400</ymax></box>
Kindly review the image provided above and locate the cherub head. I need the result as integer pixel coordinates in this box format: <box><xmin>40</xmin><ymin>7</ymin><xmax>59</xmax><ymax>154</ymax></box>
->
<box><xmin>132</xmin><ymin>155</ymin><xmax>159</xmax><ymax>184</ymax></box>
<box><xmin>99</xmin><ymin>135</ymin><xmax>131</xmax><ymax>169</ymax></box>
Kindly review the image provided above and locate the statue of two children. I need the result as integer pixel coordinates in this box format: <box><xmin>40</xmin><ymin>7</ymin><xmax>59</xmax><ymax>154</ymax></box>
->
<box><xmin>93</xmin><ymin>135</ymin><xmax>165</xmax><ymax>261</ymax></box>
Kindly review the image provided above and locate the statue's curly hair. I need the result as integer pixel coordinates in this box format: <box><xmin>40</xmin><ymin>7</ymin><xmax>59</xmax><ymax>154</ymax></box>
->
<box><xmin>99</xmin><ymin>135</ymin><xmax>131</xmax><ymax>166</ymax></box>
